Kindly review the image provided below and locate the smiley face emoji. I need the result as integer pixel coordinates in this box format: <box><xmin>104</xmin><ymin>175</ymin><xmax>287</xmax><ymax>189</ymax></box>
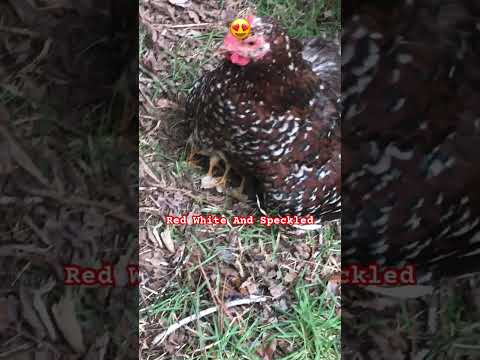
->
<box><xmin>230</xmin><ymin>18</ymin><xmax>251</xmax><ymax>40</ymax></box>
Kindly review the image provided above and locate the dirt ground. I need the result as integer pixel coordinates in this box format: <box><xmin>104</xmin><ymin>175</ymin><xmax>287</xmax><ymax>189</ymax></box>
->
<box><xmin>138</xmin><ymin>1</ymin><xmax>480</xmax><ymax>360</ymax></box>
<box><xmin>139</xmin><ymin>0</ymin><xmax>341</xmax><ymax>358</ymax></box>
<box><xmin>1</xmin><ymin>1</ymin><xmax>137</xmax><ymax>359</ymax></box>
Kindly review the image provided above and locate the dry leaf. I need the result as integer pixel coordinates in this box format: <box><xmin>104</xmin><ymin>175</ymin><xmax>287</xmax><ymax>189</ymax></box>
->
<box><xmin>0</xmin><ymin>106</ymin><xmax>49</xmax><ymax>186</ymax></box>
<box><xmin>0</xmin><ymin>296</ymin><xmax>16</xmax><ymax>332</ymax></box>
<box><xmin>114</xmin><ymin>239</ymin><xmax>138</xmax><ymax>287</ymax></box>
<box><xmin>168</xmin><ymin>0</ymin><xmax>192</xmax><ymax>8</ymax></box>
<box><xmin>155</xmin><ymin>98</ymin><xmax>177</xmax><ymax>109</ymax></box>
<box><xmin>32</xmin><ymin>282</ymin><xmax>58</xmax><ymax>341</ymax></box>
<box><xmin>33</xmin><ymin>349</ymin><xmax>52</xmax><ymax>360</ymax></box>
<box><xmin>144</xmin><ymin>253</ymin><xmax>167</xmax><ymax>268</ymax></box>
<box><xmin>268</xmin><ymin>284</ymin><xmax>285</xmax><ymax>299</ymax></box>
<box><xmin>161</xmin><ymin>227</ymin><xmax>175</xmax><ymax>253</ymax></box>
<box><xmin>85</xmin><ymin>332</ymin><xmax>110</xmax><ymax>360</ymax></box>
<box><xmin>187</xmin><ymin>10</ymin><xmax>200</xmax><ymax>24</ymax></box>
<box><xmin>240</xmin><ymin>277</ymin><xmax>259</xmax><ymax>295</ymax></box>
<box><xmin>0</xmin><ymin>141</ymin><xmax>13</xmax><ymax>175</ymax></box>
<box><xmin>52</xmin><ymin>292</ymin><xmax>86</xmax><ymax>353</ymax></box>
<box><xmin>139</xmin><ymin>228</ymin><xmax>147</xmax><ymax>244</ymax></box>
<box><xmin>19</xmin><ymin>286</ymin><xmax>46</xmax><ymax>339</ymax></box>
<box><xmin>200</xmin><ymin>175</ymin><xmax>218</xmax><ymax>189</ymax></box>
<box><xmin>258</xmin><ymin>339</ymin><xmax>277</xmax><ymax>360</ymax></box>
<box><xmin>284</xmin><ymin>271</ymin><xmax>297</xmax><ymax>284</ymax></box>
<box><xmin>151</xmin><ymin>226</ymin><xmax>163</xmax><ymax>248</ymax></box>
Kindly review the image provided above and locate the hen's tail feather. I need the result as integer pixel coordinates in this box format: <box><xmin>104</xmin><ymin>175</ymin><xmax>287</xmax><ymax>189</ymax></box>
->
<box><xmin>302</xmin><ymin>35</ymin><xmax>340</xmax><ymax>97</ymax></box>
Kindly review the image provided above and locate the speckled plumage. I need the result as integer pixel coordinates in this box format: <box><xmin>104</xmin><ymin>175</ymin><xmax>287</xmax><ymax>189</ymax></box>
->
<box><xmin>186</xmin><ymin>17</ymin><xmax>340</xmax><ymax>222</ymax></box>
<box><xmin>342</xmin><ymin>3</ymin><xmax>480</xmax><ymax>359</ymax></box>
<box><xmin>342</xmin><ymin>0</ymin><xmax>480</xmax><ymax>279</ymax></box>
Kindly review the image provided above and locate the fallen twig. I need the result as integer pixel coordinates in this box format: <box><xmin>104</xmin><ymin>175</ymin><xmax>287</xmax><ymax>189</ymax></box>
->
<box><xmin>151</xmin><ymin>295</ymin><xmax>267</xmax><ymax>346</ymax></box>
<box><xmin>23</xmin><ymin>215</ymin><xmax>51</xmax><ymax>245</ymax></box>
<box><xmin>140</xmin><ymin>155</ymin><xmax>163</xmax><ymax>185</ymax></box>
<box><xmin>0</xmin><ymin>107</ymin><xmax>50</xmax><ymax>187</ymax></box>
<box><xmin>20</xmin><ymin>188</ymin><xmax>137</xmax><ymax>224</ymax></box>
<box><xmin>18</xmin><ymin>38</ymin><xmax>52</xmax><ymax>75</ymax></box>
<box><xmin>139</xmin><ymin>85</ymin><xmax>156</xmax><ymax>110</ymax></box>
<box><xmin>0</xmin><ymin>25</ymin><xmax>41</xmax><ymax>37</ymax></box>
<box><xmin>197</xmin><ymin>256</ymin><xmax>230</xmax><ymax>326</ymax></box>
<box><xmin>155</xmin><ymin>23</ymin><xmax>217</xmax><ymax>29</ymax></box>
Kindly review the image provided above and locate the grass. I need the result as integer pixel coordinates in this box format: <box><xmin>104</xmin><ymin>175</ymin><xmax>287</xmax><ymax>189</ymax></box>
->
<box><xmin>139</xmin><ymin>211</ymin><xmax>340</xmax><ymax>358</ymax></box>
<box><xmin>265</xmin><ymin>285</ymin><xmax>340</xmax><ymax>360</ymax></box>
<box><xmin>428</xmin><ymin>292</ymin><xmax>480</xmax><ymax>359</ymax></box>
<box><xmin>142</xmin><ymin>266</ymin><xmax>340</xmax><ymax>359</ymax></box>
<box><xmin>255</xmin><ymin>0</ymin><xmax>340</xmax><ymax>37</ymax></box>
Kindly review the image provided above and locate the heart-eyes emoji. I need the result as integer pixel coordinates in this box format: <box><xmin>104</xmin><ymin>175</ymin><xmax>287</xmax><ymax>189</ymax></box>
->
<box><xmin>229</xmin><ymin>18</ymin><xmax>251</xmax><ymax>40</ymax></box>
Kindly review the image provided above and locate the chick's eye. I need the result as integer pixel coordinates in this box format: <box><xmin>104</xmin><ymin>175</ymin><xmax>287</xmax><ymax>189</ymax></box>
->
<box><xmin>246</xmin><ymin>40</ymin><xmax>256</xmax><ymax>46</ymax></box>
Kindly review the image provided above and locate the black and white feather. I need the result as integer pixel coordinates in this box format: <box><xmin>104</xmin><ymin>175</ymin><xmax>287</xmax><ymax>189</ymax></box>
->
<box><xmin>342</xmin><ymin>0</ymin><xmax>480</xmax><ymax>280</ymax></box>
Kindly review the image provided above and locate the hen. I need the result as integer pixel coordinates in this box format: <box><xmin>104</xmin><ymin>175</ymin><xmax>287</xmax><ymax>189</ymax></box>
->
<box><xmin>186</xmin><ymin>16</ymin><xmax>341</xmax><ymax>223</ymax></box>
<box><xmin>342</xmin><ymin>0</ymin><xmax>480</xmax><ymax>280</ymax></box>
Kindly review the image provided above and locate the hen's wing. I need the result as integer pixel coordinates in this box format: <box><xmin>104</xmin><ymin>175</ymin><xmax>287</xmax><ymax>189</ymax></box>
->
<box><xmin>261</xmin><ymin>35</ymin><xmax>341</xmax><ymax>222</ymax></box>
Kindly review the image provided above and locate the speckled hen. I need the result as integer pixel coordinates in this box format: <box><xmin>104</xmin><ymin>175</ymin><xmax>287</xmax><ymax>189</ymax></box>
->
<box><xmin>186</xmin><ymin>16</ymin><xmax>340</xmax><ymax>223</ymax></box>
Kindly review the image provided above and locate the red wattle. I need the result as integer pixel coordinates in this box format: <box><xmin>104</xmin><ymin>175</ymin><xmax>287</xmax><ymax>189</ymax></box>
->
<box><xmin>231</xmin><ymin>53</ymin><xmax>250</xmax><ymax>66</ymax></box>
